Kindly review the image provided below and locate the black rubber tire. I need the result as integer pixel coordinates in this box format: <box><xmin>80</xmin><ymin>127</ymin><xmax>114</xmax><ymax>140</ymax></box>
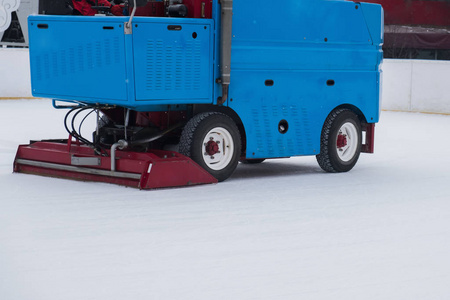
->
<box><xmin>316</xmin><ymin>109</ymin><xmax>362</xmax><ymax>173</ymax></box>
<box><xmin>179</xmin><ymin>112</ymin><xmax>241</xmax><ymax>182</ymax></box>
<box><xmin>241</xmin><ymin>159</ymin><xmax>265</xmax><ymax>164</ymax></box>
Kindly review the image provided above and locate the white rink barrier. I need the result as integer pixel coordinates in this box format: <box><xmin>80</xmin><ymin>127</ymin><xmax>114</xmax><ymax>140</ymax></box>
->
<box><xmin>382</xmin><ymin>59</ymin><xmax>450</xmax><ymax>114</ymax></box>
<box><xmin>1</xmin><ymin>49</ymin><xmax>449</xmax><ymax>114</ymax></box>
<box><xmin>0</xmin><ymin>48</ymin><xmax>32</xmax><ymax>98</ymax></box>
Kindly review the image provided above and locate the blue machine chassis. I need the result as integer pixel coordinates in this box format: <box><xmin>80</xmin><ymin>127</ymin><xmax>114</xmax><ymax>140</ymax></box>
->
<box><xmin>28</xmin><ymin>0</ymin><xmax>383</xmax><ymax>160</ymax></box>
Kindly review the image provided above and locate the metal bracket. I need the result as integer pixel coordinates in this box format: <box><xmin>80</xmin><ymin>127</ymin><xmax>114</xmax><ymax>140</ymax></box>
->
<box><xmin>71</xmin><ymin>156</ymin><xmax>101</xmax><ymax>166</ymax></box>
<box><xmin>124</xmin><ymin>22</ymin><xmax>133</xmax><ymax>35</ymax></box>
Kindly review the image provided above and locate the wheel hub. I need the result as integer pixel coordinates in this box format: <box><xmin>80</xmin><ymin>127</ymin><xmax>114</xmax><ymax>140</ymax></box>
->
<box><xmin>335</xmin><ymin>122</ymin><xmax>359</xmax><ymax>162</ymax></box>
<box><xmin>337</xmin><ymin>134</ymin><xmax>348</xmax><ymax>148</ymax></box>
<box><xmin>201</xmin><ymin>127</ymin><xmax>234</xmax><ymax>171</ymax></box>
<box><xmin>205</xmin><ymin>140</ymin><xmax>220</xmax><ymax>156</ymax></box>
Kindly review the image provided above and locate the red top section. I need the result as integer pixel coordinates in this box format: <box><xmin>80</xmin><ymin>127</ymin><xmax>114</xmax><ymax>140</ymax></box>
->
<box><xmin>135</xmin><ymin>0</ymin><xmax>213</xmax><ymax>18</ymax></box>
<box><xmin>183</xmin><ymin>0</ymin><xmax>213</xmax><ymax>19</ymax></box>
<box><xmin>135</xmin><ymin>2</ymin><xmax>165</xmax><ymax>17</ymax></box>
<box><xmin>72</xmin><ymin>0</ymin><xmax>111</xmax><ymax>16</ymax></box>
<box><xmin>362</xmin><ymin>0</ymin><xmax>450</xmax><ymax>27</ymax></box>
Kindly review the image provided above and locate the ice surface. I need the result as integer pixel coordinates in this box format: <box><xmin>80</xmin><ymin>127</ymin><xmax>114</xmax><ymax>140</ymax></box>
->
<box><xmin>1</xmin><ymin>99</ymin><xmax>450</xmax><ymax>300</ymax></box>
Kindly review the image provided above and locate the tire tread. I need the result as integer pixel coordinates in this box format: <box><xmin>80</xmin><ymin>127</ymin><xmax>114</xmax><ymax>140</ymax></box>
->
<box><xmin>316</xmin><ymin>108</ymin><xmax>361</xmax><ymax>173</ymax></box>
<box><xmin>179</xmin><ymin>112</ymin><xmax>216</xmax><ymax>157</ymax></box>
<box><xmin>179</xmin><ymin>112</ymin><xmax>241</xmax><ymax>182</ymax></box>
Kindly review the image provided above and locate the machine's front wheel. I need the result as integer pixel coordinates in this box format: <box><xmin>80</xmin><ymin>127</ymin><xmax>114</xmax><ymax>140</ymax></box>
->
<box><xmin>316</xmin><ymin>109</ymin><xmax>362</xmax><ymax>173</ymax></box>
<box><xmin>179</xmin><ymin>112</ymin><xmax>241</xmax><ymax>182</ymax></box>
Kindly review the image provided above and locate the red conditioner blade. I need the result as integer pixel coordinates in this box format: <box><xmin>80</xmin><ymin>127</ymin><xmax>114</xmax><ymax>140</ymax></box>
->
<box><xmin>14</xmin><ymin>141</ymin><xmax>217</xmax><ymax>189</ymax></box>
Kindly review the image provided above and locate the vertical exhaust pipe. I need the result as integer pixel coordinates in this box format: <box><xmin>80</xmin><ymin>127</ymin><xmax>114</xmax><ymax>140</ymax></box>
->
<box><xmin>219</xmin><ymin>0</ymin><xmax>233</xmax><ymax>105</ymax></box>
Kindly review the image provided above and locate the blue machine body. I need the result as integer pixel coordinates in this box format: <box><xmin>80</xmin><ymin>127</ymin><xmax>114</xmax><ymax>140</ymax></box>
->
<box><xmin>28</xmin><ymin>0</ymin><xmax>383</xmax><ymax>160</ymax></box>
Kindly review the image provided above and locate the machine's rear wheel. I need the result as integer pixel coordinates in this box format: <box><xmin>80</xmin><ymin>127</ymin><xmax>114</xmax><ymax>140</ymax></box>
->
<box><xmin>179</xmin><ymin>112</ymin><xmax>241</xmax><ymax>182</ymax></box>
<box><xmin>316</xmin><ymin>109</ymin><xmax>362</xmax><ymax>172</ymax></box>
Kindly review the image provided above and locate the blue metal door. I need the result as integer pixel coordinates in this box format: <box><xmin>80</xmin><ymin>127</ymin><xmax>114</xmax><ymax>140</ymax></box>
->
<box><xmin>132</xmin><ymin>18</ymin><xmax>214</xmax><ymax>104</ymax></box>
<box><xmin>29</xmin><ymin>16</ymin><xmax>128</xmax><ymax>103</ymax></box>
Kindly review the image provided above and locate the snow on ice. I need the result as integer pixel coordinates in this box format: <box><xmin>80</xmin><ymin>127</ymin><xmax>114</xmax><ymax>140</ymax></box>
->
<box><xmin>1</xmin><ymin>99</ymin><xmax>450</xmax><ymax>300</ymax></box>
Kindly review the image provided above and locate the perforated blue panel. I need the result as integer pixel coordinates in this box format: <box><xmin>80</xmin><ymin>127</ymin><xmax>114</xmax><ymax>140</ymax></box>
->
<box><xmin>132</xmin><ymin>18</ymin><xmax>213</xmax><ymax>103</ymax></box>
<box><xmin>29</xmin><ymin>16</ymin><xmax>128</xmax><ymax>103</ymax></box>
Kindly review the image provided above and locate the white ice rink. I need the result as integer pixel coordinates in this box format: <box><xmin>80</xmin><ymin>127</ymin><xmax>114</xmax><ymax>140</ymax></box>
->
<box><xmin>1</xmin><ymin>99</ymin><xmax>450</xmax><ymax>300</ymax></box>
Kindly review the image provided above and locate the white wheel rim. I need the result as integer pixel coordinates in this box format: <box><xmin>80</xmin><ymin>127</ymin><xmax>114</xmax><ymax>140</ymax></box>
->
<box><xmin>201</xmin><ymin>127</ymin><xmax>234</xmax><ymax>171</ymax></box>
<box><xmin>336</xmin><ymin>122</ymin><xmax>358</xmax><ymax>162</ymax></box>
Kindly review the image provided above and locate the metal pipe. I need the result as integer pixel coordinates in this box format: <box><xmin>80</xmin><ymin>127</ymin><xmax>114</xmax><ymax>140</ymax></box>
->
<box><xmin>219</xmin><ymin>0</ymin><xmax>233</xmax><ymax>104</ymax></box>
<box><xmin>124</xmin><ymin>108</ymin><xmax>130</xmax><ymax>140</ymax></box>
<box><xmin>125</xmin><ymin>0</ymin><xmax>138</xmax><ymax>34</ymax></box>
<box><xmin>96</xmin><ymin>109</ymin><xmax>100</xmax><ymax>137</ymax></box>
<box><xmin>16</xmin><ymin>159</ymin><xmax>141</xmax><ymax>180</ymax></box>
<box><xmin>111</xmin><ymin>139</ymin><xmax>128</xmax><ymax>171</ymax></box>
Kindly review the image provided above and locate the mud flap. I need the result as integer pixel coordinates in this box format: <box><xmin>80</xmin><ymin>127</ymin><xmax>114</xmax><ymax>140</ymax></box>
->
<box><xmin>361</xmin><ymin>123</ymin><xmax>375</xmax><ymax>153</ymax></box>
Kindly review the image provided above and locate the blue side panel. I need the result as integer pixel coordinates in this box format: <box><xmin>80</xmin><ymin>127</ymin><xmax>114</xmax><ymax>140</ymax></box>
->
<box><xmin>133</xmin><ymin>18</ymin><xmax>214</xmax><ymax>104</ymax></box>
<box><xmin>29</xmin><ymin>16</ymin><xmax>129</xmax><ymax>104</ymax></box>
<box><xmin>226</xmin><ymin>0</ymin><xmax>383</xmax><ymax>159</ymax></box>
<box><xmin>230</xmin><ymin>70</ymin><xmax>379</xmax><ymax>158</ymax></box>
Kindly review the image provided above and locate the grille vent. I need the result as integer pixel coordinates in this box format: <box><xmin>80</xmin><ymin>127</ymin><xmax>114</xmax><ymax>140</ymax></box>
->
<box><xmin>33</xmin><ymin>37</ymin><xmax>121</xmax><ymax>81</ymax></box>
<box><xmin>144</xmin><ymin>39</ymin><xmax>202</xmax><ymax>92</ymax></box>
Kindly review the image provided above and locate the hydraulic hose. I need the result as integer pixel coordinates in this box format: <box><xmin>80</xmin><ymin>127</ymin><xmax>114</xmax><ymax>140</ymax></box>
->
<box><xmin>129</xmin><ymin>123</ymin><xmax>184</xmax><ymax>146</ymax></box>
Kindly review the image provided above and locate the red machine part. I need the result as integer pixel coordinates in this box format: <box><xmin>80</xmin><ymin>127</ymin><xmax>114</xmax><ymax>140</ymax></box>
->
<box><xmin>134</xmin><ymin>1</ymin><xmax>212</xmax><ymax>18</ymax></box>
<box><xmin>14</xmin><ymin>140</ymin><xmax>217</xmax><ymax>189</ymax></box>
<box><xmin>135</xmin><ymin>111</ymin><xmax>187</xmax><ymax>129</ymax></box>
<box><xmin>336</xmin><ymin>134</ymin><xmax>348</xmax><ymax>149</ymax></box>
<box><xmin>205</xmin><ymin>140</ymin><xmax>219</xmax><ymax>156</ymax></box>
<box><xmin>135</xmin><ymin>2</ymin><xmax>165</xmax><ymax>17</ymax></box>
<box><xmin>183</xmin><ymin>0</ymin><xmax>213</xmax><ymax>18</ymax></box>
<box><xmin>100</xmin><ymin>109</ymin><xmax>186</xmax><ymax>130</ymax></box>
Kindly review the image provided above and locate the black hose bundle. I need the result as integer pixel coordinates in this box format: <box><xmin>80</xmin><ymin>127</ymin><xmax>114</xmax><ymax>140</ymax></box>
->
<box><xmin>63</xmin><ymin>104</ymin><xmax>108</xmax><ymax>154</ymax></box>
